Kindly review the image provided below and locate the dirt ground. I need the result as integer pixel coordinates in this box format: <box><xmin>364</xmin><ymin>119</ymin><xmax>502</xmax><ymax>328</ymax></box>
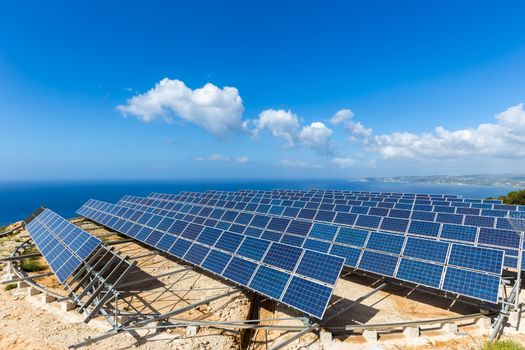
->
<box><xmin>1</xmin><ymin>220</ymin><xmax>524</xmax><ymax>350</ymax></box>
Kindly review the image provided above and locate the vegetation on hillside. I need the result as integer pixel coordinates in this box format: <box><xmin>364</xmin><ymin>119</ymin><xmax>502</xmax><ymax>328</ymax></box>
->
<box><xmin>20</xmin><ymin>253</ymin><xmax>46</xmax><ymax>272</ymax></box>
<box><xmin>4</xmin><ymin>283</ymin><xmax>16</xmax><ymax>291</ymax></box>
<box><xmin>481</xmin><ymin>340</ymin><xmax>525</xmax><ymax>350</ymax></box>
<box><xmin>489</xmin><ymin>189</ymin><xmax>525</xmax><ymax>205</ymax></box>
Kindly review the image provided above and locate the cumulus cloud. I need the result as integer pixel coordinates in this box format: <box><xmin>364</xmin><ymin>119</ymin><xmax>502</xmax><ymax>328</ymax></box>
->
<box><xmin>347</xmin><ymin>120</ymin><xmax>373</xmax><ymax>142</ymax></box>
<box><xmin>193</xmin><ymin>154</ymin><xmax>250</xmax><ymax>163</ymax></box>
<box><xmin>298</xmin><ymin>122</ymin><xmax>333</xmax><ymax>152</ymax></box>
<box><xmin>330</xmin><ymin>109</ymin><xmax>354</xmax><ymax>125</ymax></box>
<box><xmin>253</xmin><ymin>109</ymin><xmax>300</xmax><ymax>147</ymax></box>
<box><xmin>117</xmin><ymin>78</ymin><xmax>245</xmax><ymax>137</ymax></box>
<box><xmin>332</xmin><ymin>157</ymin><xmax>357</xmax><ymax>168</ymax></box>
<box><xmin>370</xmin><ymin>103</ymin><xmax>525</xmax><ymax>160</ymax></box>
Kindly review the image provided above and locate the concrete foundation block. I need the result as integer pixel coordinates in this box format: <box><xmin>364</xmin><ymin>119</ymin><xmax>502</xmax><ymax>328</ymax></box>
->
<box><xmin>319</xmin><ymin>330</ymin><xmax>332</xmax><ymax>346</ymax></box>
<box><xmin>442</xmin><ymin>323</ymin><xmax>458</xmax><ymax>334</ymax></box>
<box><xmin>186</xmin><ymin>325</ymin><xmax>199</xmax><ymax>336</ymax></box>
<box><xmin>403</xmin><ymin>326</ymin><xmax>420</xmax><ymax>338</ymax></box>
<box><xmin>27</xmin><ymin>286</ymin><xmax>42</xmax><ymax>297</ymax></box>
<box><xmin>476</xmin><ymin>317</ymin><xmax>492</xmax><ymax>330</ymax></box>
<box><xmin>17</xmin><ymin>281</ymin><xmax>30</xmax><ymax>289</ymax></box>
<box><xmin>60</xmin><ymin>302</ymin><xmax>77</xmax><ymax>312</ymax></box>
<box><xmin>116</xmin><ymin>315</ymin><xmax>129</xmax><ymax>325</ymax></box>
<box><xmin>1</xmin><ymin>273</ymin><xmax>15</xmax><ymax>282</ymax></box>
<box><xmin>509</xmin><ymin>310</ymin><xmax>523</xmax><ymax>331</ymax></box>
<box><xmin>362</xmin><ymin>330</ymin><xmax>378</xmax><ymax>343</ymax></box>
<box><xmin>41</xmin><ymin>293</ymin><xmax>56</xmax><ymax>304</ymax></box>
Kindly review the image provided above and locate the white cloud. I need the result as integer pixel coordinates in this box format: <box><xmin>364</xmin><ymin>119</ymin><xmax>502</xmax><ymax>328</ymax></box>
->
<box><xmin>370</xmin><ymin>103</ymin><xmax>525</xmax><ymax>160</ymax></box>
<box><xmin>193</xmin><ymin>154</ymin><xmax>250</xmax><ymax>163</ymax></box>
<box><xmin>254</xmin><ymin>109</ymin><xmax>300</xmax><ymax>147</ymax></box>
<box><xmin>235</xmin><ymin>156</ymin><xmax>251</xmax><ymax>163</ymax></box>
<box><xmin>193</xmin><ymin>154</ymin><xmax>231</xmax><ymax>162</ymax></box>
<box><xmin>330</xmin><ymin>109</ymin><xmax>354</xmax><ymax>125</ymax></box>
<box><xmin>299</xmin><ymin>122</ymin><xmax>333</xmax><ymax>152</ymax></box>
<box><xmin>280</xmin><ymin>158</ymin><xmax>324</xmax><ymax>168</ymax></box>
<box><xmin>347</xmin><ymin>120</ymin><xmax>373</xmax><ymax>142</ymax></box>
<box><xmin>332</xmin><ymin>157</ymin><xmax>357</xmax><ymax>168</ymax></box>
<box><xmin>117</xmin><ymin>78</ymin><xmax>245</xmax><ymax>137</ymax></box>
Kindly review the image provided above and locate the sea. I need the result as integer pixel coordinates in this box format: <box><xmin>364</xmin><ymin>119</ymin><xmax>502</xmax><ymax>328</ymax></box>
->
<box><xmin>0</xmin><ymin>179</ymin><xmax>518</xmax><ymax>226</ymax></box>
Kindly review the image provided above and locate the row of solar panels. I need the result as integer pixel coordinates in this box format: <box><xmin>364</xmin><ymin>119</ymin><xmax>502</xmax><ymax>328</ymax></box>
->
<box><xmin>208</xmin><ymin>189</ymin><xmax>502</xmax><ymax>203</ymax></box>
<box><xmin>144</xmin><ymin>192</ymin><xmax>524</xmax><ymax>269</ymax></box>
<box><xmin>209</xmin><ymin>189</ymin><xmax>465</xmax><ymax>200</ymax></box>
<box><xmin>112</xmin><ymin>194</ymin><xmax>504</xmax><ymax>304</ymax></box>
<box><xmin>196</xmin><ymin>189</ymin><xmax>513</xmax><ymax>208</ymax></box>
<box><xmin>77</xmin><ymin>200</ymin><xmax>344</xmax><ymax>319</ymax></box>
<box><xmin>179</xmin><ymin>190</ymin><xmax>520</xmax><ymax>212</ymax></box>
<box><xmin>24</xmin><ymin>209</ymin><xmax>101</xmax><ymax>283</ymax></box>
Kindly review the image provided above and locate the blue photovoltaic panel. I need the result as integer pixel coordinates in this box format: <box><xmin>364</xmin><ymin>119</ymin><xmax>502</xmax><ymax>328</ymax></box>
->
<box><xmin>96</xmin><ymin>192</ymin><xmax>513</xmax><ymax>307</ymax></box>
<box><xmin>281</xmin><ymin>277</ymin><xmax>333</xmax><ymax>319</ymax></box>
<box><xmin>436</xmin><ymin>213</ymin><xmax>463</xmax><ymax>225</ymax></box>
<box><xmin>296</xmin><ymin>250</ymin><xmax>343</xmax><ymax>285</ymax></box>
<box><xmin>236</xmin><ymin>237</ymin><xmax>270</xmax><ymax>261</ymax></box>
<box><xmin>281</xmin><ymin>235</ymin><xmax>305</xmax><ymax>247</ymax></box>
<box><xmin>309</xmin><ymin>223</ymin><xmax>338</xmax><ymax>241</ymax></box>
<box><xmin>25</xmin><ymin>208</ymin><xmax>101</xmax><ymax>284</ymax></box>
<box><xmin>329</xmin><ymin>245</ymin><xmax>361</xmax><ymax>267</ymax></box>
<box><xmin>443</xmin><ymin>267</ymin><xmax>500</xmax><ymax>303</ymax></box>
<box><xmin>403</xmin><ymin>237</ymin><xmax>449</xmax><ymax>263</ymax></box>
<box><xmin>184</xmin><ymin>244</ymin><xmax>210</xmax><ymax>265</ymax></box>
<box><xmin>464</xmin><ymin>215</ymin><xmax>495</xmax><ymax>228</ymax></box>
<box><xmin>80</xmin><ymin>199</ymin><xmax>346</xmax><ymax>319</ymax></box>
<box><xmin>249</xmin><ymin>266</ymin><xmax>290</xmax><ymax>300</ymax></box>
<box><xmin>303</xmin><ymin>239</ymin><xmax>330</xmax><ymax>252</ymax></box>
<box><xmin>335</xmin><ymin>227</ymin><xmax>368</xmax><ymax>247</ymax></box>
<box><xmin>408</xmin><ymin>220</ymin><xmax>440</xmax><ymax>237</ymax></box>
<box><xmin>380</xmin><ymin>217</ymin><xmax>409</xmax><ymax>232</ymax></box>
<box><xmin>448</xmin><ymin>244</ymin><xmax>503</xmax><ymax>274</ymax></box>
<box><xmin>355</xmin><ymin>215</ymin><xmax>381</xmax><ymax>229</ymax></box>
<box><xmin>202</xmin><ymin>249</ymin><xmax>231</xmax><ymax>274</ymax></box>
<box><xmin>478</xmin><ymin>228</ymin><xmax>520</xmax><ymax>249</ymax></box>
<box><xmin>358</xmin><ymin>251</ymin><xmax>398</xmax><ymax>276</ymax></box>
<box><xmin>365</xmin><ymin>232</ymin><xmax>404</xmax><ymax>254</ymax></box>
<box><xmin>263</xmin><ymin>243</ymin><xmax>302</xmax><ymax>272</ymax></box>
<box><xmin>214</xmin><ymin>231</ymin><xmax>244</xmax><ymax>252</ymax></box>
<box><xmin>223</xmin><ymin>257</ymin><xmax>257</xmax><ymax>285</ymax></box>
<box><xmin>396</xmin><ymin>259</ymin><xmax>443</xmax><ymax>288</ymax></box>
<box><xmin>286</xmin><ymin>220</ymin><xmax>312</xmax><ymax>236</ymax></box>
<box><xmin>440</xmin><ymin>224</ymin><xmax>477</xmax><ymax>242</ymax></box>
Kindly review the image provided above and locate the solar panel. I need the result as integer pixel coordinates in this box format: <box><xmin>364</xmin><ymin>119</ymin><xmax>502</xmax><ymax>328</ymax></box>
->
<box><xmin>396</xmin><ymin>259</ymin><xmax>443</xmax><ymax>288</ymax></box>
<box><xmin>442</xmin><ymin>267</ymin><xmax>500</xmax><ymax>302</ymax></box>
<box><xmin>113</xmin><ymin>194</ymin><xmax>508</xmax><ymax>303</ymax></box>
<box><xmin>77</xmin><ymin>200</ymin><xmax>343</xmax><ymax>319</ymax></box>
<box><xmin>25</xmin><ymin>208</ymin><xmax>101</xmax><ymax>283</ymax></box>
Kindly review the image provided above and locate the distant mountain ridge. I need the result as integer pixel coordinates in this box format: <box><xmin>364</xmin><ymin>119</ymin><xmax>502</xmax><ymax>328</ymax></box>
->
<box><xmin>355</xmin><ymin>174</ymin><xmax>525</xmax><ymax>188</ymax></box>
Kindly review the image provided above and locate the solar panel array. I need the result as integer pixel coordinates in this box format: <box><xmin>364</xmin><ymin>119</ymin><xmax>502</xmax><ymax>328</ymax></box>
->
<box><xmin>115</xmin><ymin>194</ymin><xmax>504</xmax><ymax>303</ymax></box>
<box><xmin>147</xmin><ymin>190</ymin><xmax>524</xmax><ymax>270</ymax></box>
<box><xmin>24</xmin><ymin>208</ymin><xmax>102</xmax><ymax>283</ymax></box>
<box><xmin>77</xmin><ymin>199</ymin><xmax>344</xmax><ymax>319</ymax></box>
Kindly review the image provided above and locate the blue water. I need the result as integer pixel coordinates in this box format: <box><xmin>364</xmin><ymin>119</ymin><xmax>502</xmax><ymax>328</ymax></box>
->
<box><xmin>0</xmin><ymin>179</ymin><xmax>517</xmax><ymax>226</ymax></box>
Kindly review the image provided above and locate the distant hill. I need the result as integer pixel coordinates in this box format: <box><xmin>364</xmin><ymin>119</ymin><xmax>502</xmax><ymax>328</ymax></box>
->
<box><xmin>356</xmin><ymin>174</ymin><xmax>525</xmax><ymax>188</ymax></box>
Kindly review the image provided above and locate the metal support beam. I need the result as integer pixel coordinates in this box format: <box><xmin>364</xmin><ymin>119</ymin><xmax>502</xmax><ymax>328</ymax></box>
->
<box><xmin>1</xmin><ymin>272</ymin><xmax>53</xmax><ymax>284</ymax></box>
<box><xmin>0</xmin><ymin>252</ymin><xmax>41</xmax><ymax>262</ymax></box>
<box><xmin>69</xmin><ymin>288</ymin><xmax>240</xmax><ymax>349</ymax></box>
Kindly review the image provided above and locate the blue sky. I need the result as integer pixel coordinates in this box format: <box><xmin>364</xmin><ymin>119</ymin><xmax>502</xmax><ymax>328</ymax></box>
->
<box><xmin>1</xmin><ymin>1</ymin><xmax>525</xmax><ymax>181</ymax></box>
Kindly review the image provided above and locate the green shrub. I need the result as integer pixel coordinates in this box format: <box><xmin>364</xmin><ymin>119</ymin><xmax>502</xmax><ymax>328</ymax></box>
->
<box><xmin>482</xmin><ymin>340</ymin><xmax>525</xmax><ymax>350</ymax></box>
<box><xmin>4</xmin><ymin>283</ymin><xmax>16</xmax><ymax>291</ymax></box>
<box><xmin>20</xmin><ymin>258</ymin><xmax>46</xmax><ymax>272</ymax></box>
<box><xmin>494</xmin><ymin>189</ymin><xmax>525</xmax><ymax>205</ymax></box>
